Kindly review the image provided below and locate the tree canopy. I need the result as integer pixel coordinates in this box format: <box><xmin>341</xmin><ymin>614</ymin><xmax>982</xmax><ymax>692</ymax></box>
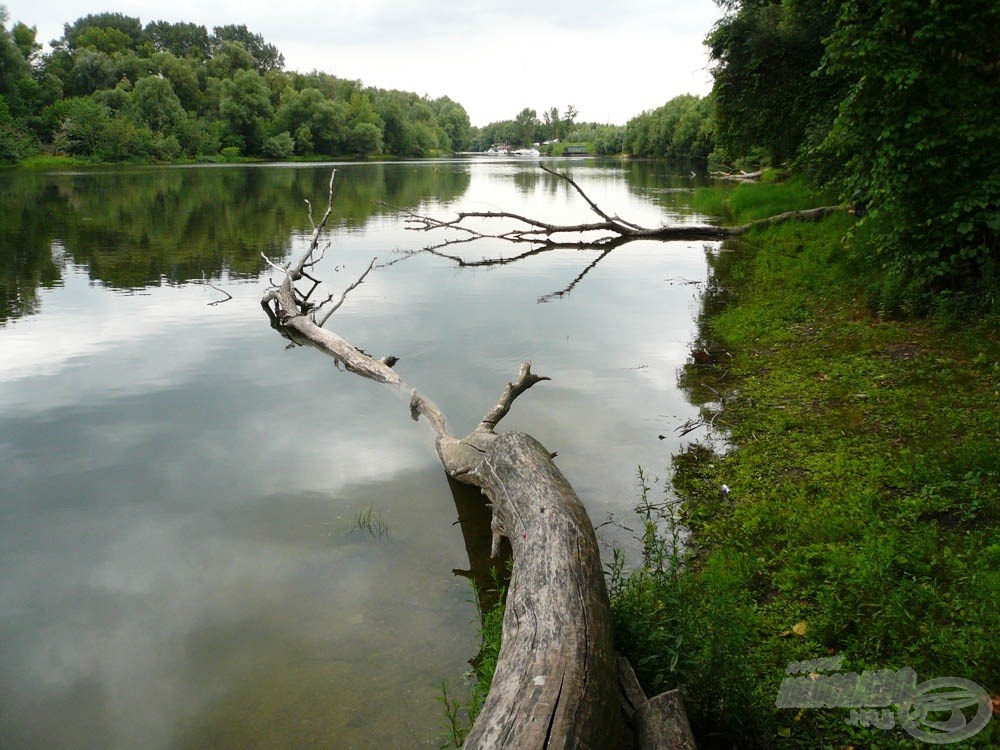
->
<box><xmin>0</xmin><ymin>7</ymin><xmax>473</xmax><ymax>163</ymax></box>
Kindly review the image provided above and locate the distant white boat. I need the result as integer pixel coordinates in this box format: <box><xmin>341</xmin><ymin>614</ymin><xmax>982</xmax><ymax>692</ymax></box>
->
<box><xmin>512</xmin><ymin>148</ymin><xmax>541</xmax><ymax>158</ymax></box>
<box><xmin>484</xmin><ymin>144</ymin><xmax>511</xmax><ymax>156</ymax></box>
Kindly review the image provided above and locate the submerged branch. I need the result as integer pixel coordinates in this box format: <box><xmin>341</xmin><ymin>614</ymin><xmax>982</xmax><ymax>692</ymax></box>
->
<box><xmin>202</xmin><ymin>272</ymin><xmax>232</xmax><ymax>306</ymax></box>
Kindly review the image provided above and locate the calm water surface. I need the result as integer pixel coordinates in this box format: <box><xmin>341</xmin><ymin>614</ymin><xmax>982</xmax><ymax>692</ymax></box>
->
<box><xmin>0</xmin><ymin>159</ymin><xmax>716</xmax><ymax>748</ymax></box>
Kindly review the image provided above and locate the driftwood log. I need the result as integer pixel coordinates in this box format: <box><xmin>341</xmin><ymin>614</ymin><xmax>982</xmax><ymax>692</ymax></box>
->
<box><xmin>261</xmin><ymin>171</ymin><xmax>658</xmax><ymax>748</ymax></box>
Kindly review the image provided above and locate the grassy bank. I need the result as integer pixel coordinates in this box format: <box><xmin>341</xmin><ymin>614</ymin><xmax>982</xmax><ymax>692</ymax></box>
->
<box><xmin>611</xmin><ymin>178</ymin><xmax>1000</xmax><ymax>748</ymax></box>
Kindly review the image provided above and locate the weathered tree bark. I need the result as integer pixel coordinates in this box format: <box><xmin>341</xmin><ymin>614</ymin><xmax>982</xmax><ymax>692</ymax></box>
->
<box><xmin>463</xmin><ymin>432</ymin><xmax>622</xmax><ymax>749</ymax></box>
<box><xmin>618</xmin><ymin>655</ymin><xmax>697</xmax><ymax>750</ymax></box>
<box><xmin>261</xmin><ymin>171</ymin><xmax>637</xmax><ymax>749</ymax></box>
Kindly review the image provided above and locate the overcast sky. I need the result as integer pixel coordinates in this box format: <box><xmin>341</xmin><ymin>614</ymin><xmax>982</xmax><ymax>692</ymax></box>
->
<box><xmin>9</xmin><ymin>0</ymin><xmax>720</xmax><ymax>126</ymax></box>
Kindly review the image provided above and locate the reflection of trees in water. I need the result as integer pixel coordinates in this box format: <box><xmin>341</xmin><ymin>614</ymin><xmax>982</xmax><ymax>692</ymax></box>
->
<box><xmin>0</xmin><ymin>165</ymin><xmax>471</xmax><ymax>323</ymax></box>
<box><xmin>621</xmin><ymin>159</ymin><xmax>714</xmax><ymax>217</ymax></box>
<box><xmin>675</xmin><ymin>239</ymin><xmax>745</xmax><ymax>440</ymax></box>
<box><xmin>0</xmin><ymin>174</ymin><xmax>64</xmax><ymax>322</ymax></box>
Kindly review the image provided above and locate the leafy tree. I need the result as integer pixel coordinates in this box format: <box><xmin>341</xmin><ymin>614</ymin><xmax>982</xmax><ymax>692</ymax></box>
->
<box><xmin>176</xmin><ymin>115</ymin><xmax>222</xmax><ymax>157</ymax></box>
<box><xmin>114</xmin><ymin>50</ymin><xmax>156</xmax><ymax>86</ymax></box>
<box><xmin>102</xmin><ymin>113</ymin><xmax>154</xmax><ymax>160</ymax></box>
<box><xmin>60</xmin><ymin>13</ymin><xmax>145</xmax><ymax>51</ymax></box>
<box><xmin>470</xmin><ymin>120</ymin><xmax>517</xmax><ymax>151</ymax></box>
<box><xmin>410</xmin><ymin>120</ymin><xmax>439</xmax><ymax>156</ymax></box>
<box><xmin>218</xmin><ymin>68</ymin><xmax>273</xmax><ymax>153</ymax></box>
<box><xmin>431</xmin><ymin>96</ymin><xmax>470</xmax><ymax>151</ymax></box>
<box><xmin>541</xmin><ymin>106</ymin><xmax>560</xmax><ymax>141</ymax></box>
<box><xmin>559</xmin><ymin>104</ymin><xmax>577</xmax><ymax>141</ymax></box>
<box><xmin>130</xmin><ymin>75</ymin><xmax>185</xmax><ymax>134</ymax></box>
<box><xmin>294</xmin><ymin>70</ymin><xmax>361</xmax><ymax>102</ymax></box>
<box><xmin>45</xmin><ymin>96</ymin><xmax>110</xmax><ymax>156</ymax></box>
<box><xmin>0</xmin><ymin>7</ymin><xmax>28</xmax><ymax>105</ymax></box>
<box><xmin>819</xmin><ymin>0</ymin><xmax>1000</xmax><ymax>311</ymax></box>
<box><xmin>0</xmin><ymin>94</ymin><xmax>33</xmax><ymax>161</ymax></box>
<box><xmin>624</xmin><ymin>95</ymin><xmax>714</xmax><ymax>159</ymax></box>
<box><xmin>348</xmin><ymin>121</ymin><xmax>381</xmax><ymax>155</ymax></box>
<box><xmin>93</xmin><ymin>77</ymin><xmax>131</xmax><ymax>113</ymax></box>
<box><xmin>263</xmin><ymin>129</ymin><xmax>294</xmax><ymax>159</ymax></box>
<box><xmin>205</xmin><ymin>40</ymin><xmax>256</xmax><ymax>79</ymax></box>
<box><xmin>152</xmin><ymin>52</ymin><xmax>200</xmax><ymax>111</ymax></box>
<box><xmin>11</xmin><ymin>21</ymin><xmax>40</xmax><ymax>66</ymax></box>
<box><xmin>275</xmin><ymin>86</ymin><xmax>348</xmax><ymax>155</ymax></box>
<box><xmin>47</xmin><ymin>93</ymin><xmax>155</xmax><ymax>161</ymax></box>
<box><xmin>211</xmin><ymin>24</ymin><xmax>283</xmax><ymax>73</ymax></box>
<box><xmin>376</xmin><ymin>92</ymin><xmax>416</xmax><ymax>156</ymax></box>
<box><xmin>514</xmin><ymin>107</ymin><xmax>537</xmax><ymax>146</ymax></box>
<box><xmin>346</xmin><ymin>90</ymin><xmax>378</xmax><ymax>126</ymax></box>
<box><xmin>74</xmin><ymin>26</ymin><xmax>132</xmax><ymax>55</ymax></box>
<box><xmin>706</xmin><ymin>0</ymin><xmax>843</xmax><ymax>165</ymax></box>
<box><xmin>145</xmin><ymin>20</ymin><xmax>210</xmax><ymax>60</ymax></box>
<box><xmin>66</xmin><ymin>49</ymin><xmax>117</xmax><ymax>96</ymax></box>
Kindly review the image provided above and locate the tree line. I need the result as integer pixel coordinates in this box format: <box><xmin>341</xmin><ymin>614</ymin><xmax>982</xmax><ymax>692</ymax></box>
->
<box><xmin>470</xmin><ymin>106</ymin><xmax>628</xmax><ymax>156</ymax></box>
<box><xmin>0</xmin><ymin>9</ymin><xmax>472</xmax><ymax>162</ymax></box>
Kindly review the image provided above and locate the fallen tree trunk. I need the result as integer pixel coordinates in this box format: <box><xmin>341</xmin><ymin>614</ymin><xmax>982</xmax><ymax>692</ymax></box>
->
<box><xmin>261</xmin><ymin>171</ymin><xmax>641</xmax><ymax>748</ymax></box>
<box><xmin>464</xmin><ymin>432</ymin><xmax>621</xmax><ymax>749</ymax></box>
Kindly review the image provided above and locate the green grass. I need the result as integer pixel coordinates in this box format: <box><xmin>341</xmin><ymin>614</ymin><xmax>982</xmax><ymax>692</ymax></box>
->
<box><xmin>694</xmin><ymin>173</ymin><xmax>838</xmax><ymax>223</ymax></box>
<box><xmin>349</xmin><ymin>505</ymin><xmax>390</xmax><ymax>539</ymax></box>
<box><xmin>13</xmin><ymin>154</ymin><xmax>92</xmax><ymax>169</ymax></box>
<box><xmin>612</xmin><ymin>182</ymin><xmax>1000</xmax><ymax>749</ymax></box>
<box><xmin>439</xmin><ymin>568</ymin><xmax>507</xmax><ymax>748</ymax></box>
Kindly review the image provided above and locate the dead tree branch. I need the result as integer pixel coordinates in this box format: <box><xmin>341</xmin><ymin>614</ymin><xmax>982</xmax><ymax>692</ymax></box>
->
<box><xmin>394</xmin><ymin>166</ymin><xmax>844</xmax><ymax>249</ymax></box>
<box><xmin>202</xmin><ymin>272</ymin><xmax>232</xmax><ymax>306</ymax></box>
<box><xmin>314</xmin><ymin>257</ymin><xmax>376</xmax><ymax>327</ymax></box>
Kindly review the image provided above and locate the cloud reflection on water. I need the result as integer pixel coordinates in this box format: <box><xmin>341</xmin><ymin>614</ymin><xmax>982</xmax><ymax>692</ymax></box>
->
<box><xmin>0</xmin><ymin>161</ymin><xmax>714</xmax><ymax>748</ymax></box>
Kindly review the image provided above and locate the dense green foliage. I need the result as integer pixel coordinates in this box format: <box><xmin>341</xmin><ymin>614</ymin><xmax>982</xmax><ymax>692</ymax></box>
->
<box><xmin>706</xmin><ymin>0</ymin><xmax>843</xmax><ymax>165</ymax></box>
<box><xmin>0</xmin><ymin>7</ymin><xmax>472</xmax><ymax>162</ymax></box>
<box><xmin>820</xmin><ymin>0</ymin><xmax>1000</xmax><ymax>314</ymax></box>
<box><xmin>705</xmin><ymin>0</ymin><xmax>999</xmax><ymax>312</ymax></box>
<box><xmin>470</xmin><ymin>105</ymin><xmax>576</xmax><ymax>150</ymax></box>
<box><xmin>611</xmin><ymin>182</ymin><xmax>1000</xmax><ymax>748</ymax></box>
<box><xmin>623</xmin><ymin>94</ymin><xmax>714</xmax><ymax>160</ymax></box>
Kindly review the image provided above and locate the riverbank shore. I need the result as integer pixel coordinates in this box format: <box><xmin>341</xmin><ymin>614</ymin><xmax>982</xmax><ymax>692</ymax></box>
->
<box><xmin>611</xmin><ymin>177</ymin><xmax>1000</xmax><ymax>748</ymax></box>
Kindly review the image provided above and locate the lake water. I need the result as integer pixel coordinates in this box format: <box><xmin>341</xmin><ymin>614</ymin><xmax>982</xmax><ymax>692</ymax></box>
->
<box><xmin>0</xmin><ymin>159</ymin><xmax>717</xmax><ymax>749</ymax></box>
